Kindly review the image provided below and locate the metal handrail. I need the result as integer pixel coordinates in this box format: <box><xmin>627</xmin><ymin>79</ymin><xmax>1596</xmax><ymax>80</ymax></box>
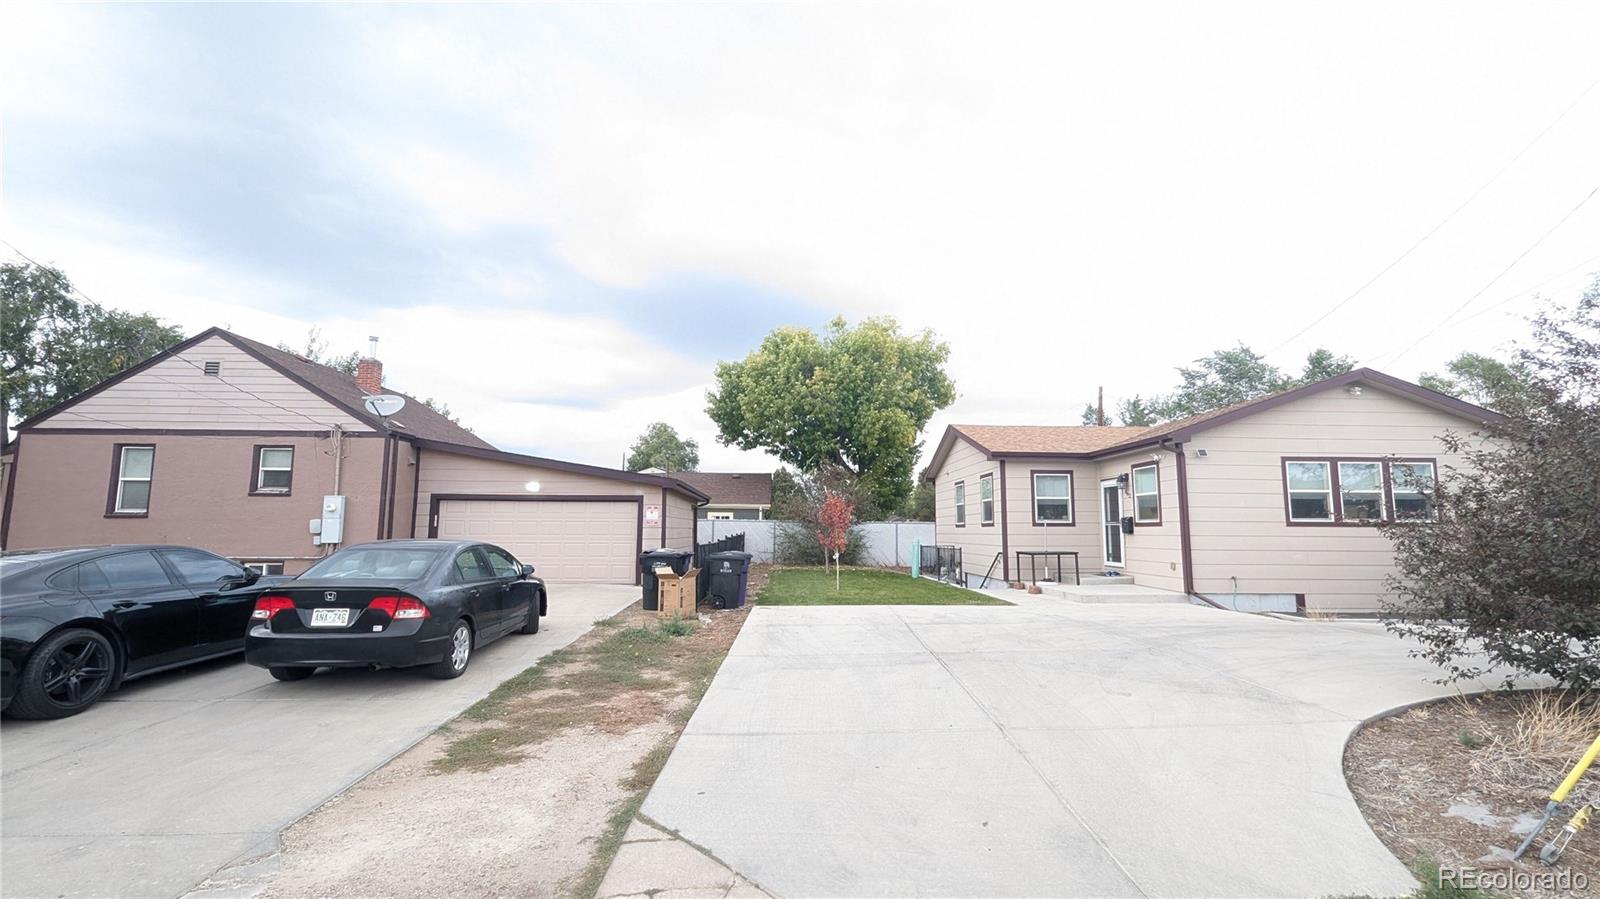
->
<box><xmin>979</xmin><ymin>552</ymin><xmax>1003</xmax><ymax>589</ymax></box>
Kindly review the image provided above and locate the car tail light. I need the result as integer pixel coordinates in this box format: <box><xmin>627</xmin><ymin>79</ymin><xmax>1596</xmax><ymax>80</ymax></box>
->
<box><xmin>368</xmin><ymin>595</ymin><xmax>429</xmax><ymax>620</ymax></box>
<box><xmin>250</xmin><ymin>595</ymin><xmax>295</xmax><ymax>621</ymax></box>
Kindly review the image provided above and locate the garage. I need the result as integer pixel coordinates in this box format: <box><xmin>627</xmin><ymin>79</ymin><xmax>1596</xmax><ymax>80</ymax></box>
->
<box><xmin>432</xmin><ymin>497</ymin><xmax>641</xmax><ymax>583</ymax></box>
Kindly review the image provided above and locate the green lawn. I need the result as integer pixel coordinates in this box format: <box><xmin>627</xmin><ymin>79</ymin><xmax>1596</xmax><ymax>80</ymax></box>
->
<box><xmin>759</xmin><ymin>567</ymin><xmax>1012</xmax><ymax>605</ymax></box>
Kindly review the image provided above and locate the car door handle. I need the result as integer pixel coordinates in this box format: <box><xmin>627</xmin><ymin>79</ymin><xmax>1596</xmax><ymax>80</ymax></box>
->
<box><xmin>111</xmin><ymin>601</ymin><xmax>137</xmax><ymax>609</ymax></box>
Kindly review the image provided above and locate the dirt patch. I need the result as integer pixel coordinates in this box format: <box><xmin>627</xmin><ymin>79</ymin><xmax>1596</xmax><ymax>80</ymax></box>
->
<box><xmin>1345</xmin><ymin>690</ymin><xmax>1599</xmax><ymax>898</ymax></box>
<box><xmin>242</xmin><ymin>600</ymin><xmax>750</xmax><ymax>899</ymax></box>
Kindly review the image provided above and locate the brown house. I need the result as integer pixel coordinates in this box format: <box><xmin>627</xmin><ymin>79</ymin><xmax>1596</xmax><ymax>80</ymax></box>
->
<box><xmin>1</xmin><ymin>327</ymin><xmax>707</xmax><ymax>582</ymax></box>
<box><xmin>922</xmin><ymin>369</ymin><xmax>1504</xmax><ymax>613</ymax></box>
<box><xmin>658</xmin><ymin>472</ymin><xmax>774</xmax><ymax>520</ymax></box>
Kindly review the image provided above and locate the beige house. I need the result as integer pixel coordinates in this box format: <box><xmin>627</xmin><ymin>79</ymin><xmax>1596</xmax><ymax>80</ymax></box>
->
<box><xmin>922</xmin><ymin>369</ymin><xmax>1503</xmax><ymax>613</ymax></box>
<box><xmin>1</xmin><ymin>327</ymin><xmax>707</xmax><ymax>582</ymax></box>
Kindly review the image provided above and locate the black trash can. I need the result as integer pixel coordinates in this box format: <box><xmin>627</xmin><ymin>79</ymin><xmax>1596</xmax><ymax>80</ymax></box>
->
<box><xmin>704</xmin><ymin>551</ymin><xmax>754</xmax><ymax>609</ymax></box>
<box><xmin>640</xmin><ymin>549</ymin><xmax>693</xmax><ymax>610</ymax></box>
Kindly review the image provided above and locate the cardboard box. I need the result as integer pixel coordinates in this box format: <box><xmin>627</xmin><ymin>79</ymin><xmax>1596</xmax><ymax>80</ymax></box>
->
<box><xmin>654</xmin><ymin>566</ymin><xmax>698</xmax><ymax>618</ymax></box>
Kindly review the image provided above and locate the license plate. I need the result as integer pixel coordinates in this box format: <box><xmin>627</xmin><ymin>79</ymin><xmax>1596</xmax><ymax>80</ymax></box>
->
<box><xmin>309</xmin><ymin>608</ymin><xmax>350</xmax><ymax>628</ymax></box>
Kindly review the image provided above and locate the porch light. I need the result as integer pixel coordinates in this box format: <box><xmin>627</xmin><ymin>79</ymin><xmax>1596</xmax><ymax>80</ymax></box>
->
<box><xmin>524</xmin><ymin>480</ymin><xmax>542</xmax><ymax>493</ymax></box>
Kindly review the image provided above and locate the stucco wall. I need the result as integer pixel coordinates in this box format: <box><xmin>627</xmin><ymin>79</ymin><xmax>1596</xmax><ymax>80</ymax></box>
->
<box><xmin>1183</xmin><ymin>386</ymin><xmax>1487</xmax><ymax>612</ymax></box>
<box><xmin>4</xmin><ymin>430</ymin><xmax>386</xmax><ymax>573</ymax></box>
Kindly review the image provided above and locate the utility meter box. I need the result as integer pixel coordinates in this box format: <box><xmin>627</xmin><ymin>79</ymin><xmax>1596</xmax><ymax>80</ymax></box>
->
<box><xmin>320</xmin><ymin>495</ymin><xmax>347</xmax><ymax>544</ymax></box>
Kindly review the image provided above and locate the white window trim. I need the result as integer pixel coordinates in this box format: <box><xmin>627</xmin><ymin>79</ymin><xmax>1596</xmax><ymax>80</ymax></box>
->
<box><xmin>1337</xmin><ymin>461</ymin><xmax>1386</xmax><ymax>522</ymax></box>
<box><xmin>1286</xmin><ymin>460</ymin><xmax>1334</xmax><ymax>522</ymax></box>
<box><xmin>115</xmin><ymin>446</ymin><xmax>154</xmax><ymax>514</ymax></box>
<box><xmin>954</xmin><ymin>481</ymin><xmax>966</xmax><ymax>527</ymax></box>
<box><xmin>255</xmin><ymin>446</ymin><xmax>293</xmax><ymax>494</ymax></box>
<box><xmin>1031</xmin><ymin>472</ymin><xmax>1074</xmax><ymax>525</ymax></box>
<box><xmin>1390</xmin><ymin>461</ymin><xmax>1438</xmax><ymax>522</ymax></box>
<box><xmin>242</xmin><ymin>561</ymin><xmax>285</xmax><ymax>576</ymax></box>
<box><xmin>1131</xmin><ymin>463</ymin><xmax>1160</xmax><ymax>524</ymax></box>
<box><xmin>979</xmin><ymin>474</ymin><xmax>995</xmax><ymax>525</ymax></box>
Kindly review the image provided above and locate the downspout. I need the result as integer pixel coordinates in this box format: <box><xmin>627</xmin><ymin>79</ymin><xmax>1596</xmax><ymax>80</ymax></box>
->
<box><xmin>1164</xmin><ymin>440</ymin><xmax>1223</xmax><ymax>609</ymax></box>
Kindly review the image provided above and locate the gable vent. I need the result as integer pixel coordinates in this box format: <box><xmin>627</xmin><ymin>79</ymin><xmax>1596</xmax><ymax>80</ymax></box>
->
<box><xmin>203</xmin><ymin>361</ymin><xmax>221</xmax><ymax>376</ymax></box>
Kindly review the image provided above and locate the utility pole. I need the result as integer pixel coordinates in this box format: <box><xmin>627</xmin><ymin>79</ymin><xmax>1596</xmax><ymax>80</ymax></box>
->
<box><xmin>1096</xmin><ymin>386</ymin><xmax>1107</xmax><ymax>426</ymax></box>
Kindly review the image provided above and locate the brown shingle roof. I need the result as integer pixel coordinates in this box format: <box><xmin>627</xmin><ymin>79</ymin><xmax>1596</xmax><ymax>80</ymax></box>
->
<box><xmin>227</xmin><ymin>331</ymin><xmax>495</xmax><ymax>449</ymax></box>
<box><xmin>665</xmin><ymin>472</ymin><xmax>773</xmax><ymax>506</ymax></box>
<box><xmin>951</xmin><ymin>424</ymin><xmax>1151</xmax><ymax>455</ymax></box>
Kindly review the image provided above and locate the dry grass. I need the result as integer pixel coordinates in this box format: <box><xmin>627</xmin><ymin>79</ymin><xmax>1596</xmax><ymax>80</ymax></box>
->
<box><xmin>1304</xmin><ymin>607</ymin><xmax>1341</xmax><ymax>622</ymax></box>
<box><xmin>1459</xmin><ymin>691</ymin><xmax>1600</xmax><ymax>795</ymax></box>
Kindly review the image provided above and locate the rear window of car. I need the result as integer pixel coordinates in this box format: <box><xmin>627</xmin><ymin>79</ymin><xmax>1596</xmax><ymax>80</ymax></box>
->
<box><xmin>301</xmin><ymin>548</ymin><xmax>441</xmax><ymax>580</ymax></box>
<box><xmin>79</xmin><ymin>552</ymin><xmax>173</xmax><ymax>591</ymax></box>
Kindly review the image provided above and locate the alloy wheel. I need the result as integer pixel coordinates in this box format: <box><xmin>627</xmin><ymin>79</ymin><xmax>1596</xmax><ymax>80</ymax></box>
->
<box><xmin>451</xmin><ymin>625</ymin><xmax>471</xmax><ymax>670</ymax></box>
<box><xmin>42</xmin><ymin>638</ymin><xmax>112</xmax><ymax>707</ymax></box>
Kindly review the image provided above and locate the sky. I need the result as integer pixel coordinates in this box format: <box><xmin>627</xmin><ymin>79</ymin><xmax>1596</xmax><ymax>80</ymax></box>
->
<box><xmin>2</xmin><ymin>2</ymin><xmax>1597</xmax><ymax>472</ymax></box>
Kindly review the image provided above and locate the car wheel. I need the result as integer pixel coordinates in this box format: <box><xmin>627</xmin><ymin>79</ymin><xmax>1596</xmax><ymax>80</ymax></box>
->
<box><xmin>428</xmin><ymin>619</ymin><xmax>473</xmax><ymax>679</ymax></box>
<box><xmin>269</xmin><ymin>666</ymin><xmax>315</xmax><ymax>682</ymax></box>
<box><xmin>7</xmin><ymin>628</ymin><xmax>118</xmax><ymax>720</ymax></box>
<box><xmin>519</xmin><ymin>591</ymin><xmax>542</xmax><ymax>635</ymax></box>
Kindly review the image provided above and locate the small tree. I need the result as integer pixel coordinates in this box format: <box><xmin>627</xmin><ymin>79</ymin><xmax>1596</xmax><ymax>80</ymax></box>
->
<box><xmin>1381</xmin><ymin>280</ymin><xmax>1600</xmax><ymax>689</ymax></box>
<box><xmin>817</xmin><ymin>491</ymin><xmax>854</xmax><ymax>591</ymax></box>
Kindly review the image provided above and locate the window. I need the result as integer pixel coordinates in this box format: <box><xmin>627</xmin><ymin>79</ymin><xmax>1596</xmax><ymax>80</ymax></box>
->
<box><xmin>1032</xmin><ymin>472</ymin><xmax>1073</xmax><ymax>524</ymax></box>
<box><xmin>1286</xmin><ymin>461</ymin><xmax>1334</xmax><ymax>521</ymax></box>
<box><xmin>162</xmin><ymin>550</ymin><xmax>245</xmax><ymax>584</ymax></box>
<box><xmin>252</xmin><ymin>446</ymin><xmax>294</xmax><ymax>495</ymax></box>
<box><xmin>979</xmin><ymin>474</ymin><xmax>995</xmax><ymax>525</ymax></box>
<box><xmin>706</xmin><ymin>511</ymin><xmax>734</xmax><ymax>520</ymax></box>
<box><xmin>954</xmin><ymin>481</ymin><xmax>966</xmax><ymax>527</ymax></box>
<box><xmin>79</xmin><ymin>552</ymin><xmax>173</xmax><ymax>591</ymax></box>
<box><xmin>1338</xmin><ymin>462</ymin><xmax>1385</xmax><ymax>521</ymax></box>
<box><xmin>1390</xmin><ymin>461</ymin><xmax>1437</xmax><ymax>521</ymax></box>
<box><xmin>1131</xmin><ymin>463</ymin><xmax>1161</xmax><ymax>524</ymax></box>
<box><xmin>482</xmin><ymin>547</ymin><xmax>521</xmax><ymax>579</ymax></box>
<box><xmin>452</xmin><ymin>549</ymin><xmax>493</xmax><ymax>582</ymax></box>
<box><xmin>108</xmin><ymin>445</ymin><xmax>155</xmax><ymax>516</ymax></box>
<box><xmin>243</xmin><ymin>561</ymin><xmax>286</xmax><ymax>576</ymax></box>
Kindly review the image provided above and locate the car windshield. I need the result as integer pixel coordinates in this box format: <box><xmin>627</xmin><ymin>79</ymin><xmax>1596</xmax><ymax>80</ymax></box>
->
<box><xmin>300</xmin><ymin>548</ymin><xmax>441</xmax><ymax>580</ymax></box>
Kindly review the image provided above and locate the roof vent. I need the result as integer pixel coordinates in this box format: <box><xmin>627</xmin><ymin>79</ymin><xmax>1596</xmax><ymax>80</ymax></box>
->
<box><xmin>203</xmin><ymin>361</ymin><xmax>221</xmax><ymax>376</ymax></box>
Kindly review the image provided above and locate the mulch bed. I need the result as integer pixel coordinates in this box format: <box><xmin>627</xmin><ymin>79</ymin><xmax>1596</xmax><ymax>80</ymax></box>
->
<box><xmin>1345</xmin><ymin>691</ymin><xmax>1599</xmax><ymax>897</ymax></box>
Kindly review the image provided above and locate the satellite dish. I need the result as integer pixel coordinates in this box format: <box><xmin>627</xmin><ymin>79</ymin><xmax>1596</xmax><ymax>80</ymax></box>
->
<box><xmin>363</xmin><ymin>395</ymin><xmax>406</xmax><ymax>418</ymax></box>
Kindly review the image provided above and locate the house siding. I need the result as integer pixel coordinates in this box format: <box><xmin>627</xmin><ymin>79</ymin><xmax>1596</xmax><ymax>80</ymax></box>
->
<box><xmin>4</xmin><ymin>430</ymin><xmax>386</xmax><ymax>573</ymax></box>
<box><xmin>933</xmin><ymin>438</ymin><xmax>1003</xmax><ymax>585</ymax></box>
<box><xmin>28</xmin><ymin>336</ymin><xmax>373</xmax><ymax>432</ymax></box>
<box><xmin>1095</xmin><ymin>448</ymin><xmax>1184</xmax><ymax>592</ymax></box>
<box><xmin>661</xmin><ymin>490</ymin><xmax>696</xmax><ymax>551</ymax></box>
<box><xmin>1182</xmin><ymin>386</ymin><xmax>1488</xmax><ymax>612</ymax></box>
<box><xmin>999</xmin><ymin>458</ymin><xmax>1100</xmax><ymax>582</ymax></box>
<box><xmin>414</xmin><ymin>449</ymin><xmax>655</xmax><ymax>537</ymax></box>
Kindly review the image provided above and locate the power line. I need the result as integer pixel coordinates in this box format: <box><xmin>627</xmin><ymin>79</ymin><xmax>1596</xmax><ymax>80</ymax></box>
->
<box><xmin>1365</xmin><ymin>185</ymin><xmax>1599</xmax><ymax>368</ymax></box>
<box><xmin>1265</xmin><ymin>77</ymin><xmax>1600</xmax><ymax>358</ymax></box>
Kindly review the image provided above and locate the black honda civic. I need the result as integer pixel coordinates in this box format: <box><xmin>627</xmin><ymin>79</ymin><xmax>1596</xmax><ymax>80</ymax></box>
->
<box><xmin>244</xmin><ymin>539</ymin><xmax>547</xmax><ymax>682</ymax></box>
<box><xmin>1</xmin><ymin>545</ymin><xmax>286</xmax><ymax>719</ymax></box>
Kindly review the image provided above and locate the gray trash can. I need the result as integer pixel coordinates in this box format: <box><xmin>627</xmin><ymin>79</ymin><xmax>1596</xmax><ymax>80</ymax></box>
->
<box><xmin>640</xmin><ymin>549</ymin><xmax>693</xmax><ymax>610</ymax></box>
<box><xmin>704</xmin><ymin>551</ymin><xmax>754</xmax><ymax>609</ymax></box>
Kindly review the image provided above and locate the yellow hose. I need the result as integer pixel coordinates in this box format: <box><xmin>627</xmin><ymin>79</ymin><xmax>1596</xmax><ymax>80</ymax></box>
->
<box><xmin>1552</xmin><ymin>734</ymin><xmax>1600</xmax><ymax>804</ymax></box>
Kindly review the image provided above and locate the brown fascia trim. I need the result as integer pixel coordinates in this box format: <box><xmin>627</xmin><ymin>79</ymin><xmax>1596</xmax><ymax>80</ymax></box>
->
<box><xmin>21</xmin><ymin>428</ymin><xmax>385</xmax><ymax>438</ymax></box>
<box><xmin>921</xmin><ymin>426</ymin><xmax>997</xmax><ymax>482</ymax></box>
<box><xmin>104</xmin><ymin>443</ymin><xmax>155</xmax><ymax>518</ymax></box>
<box><xmin>426</xmin><ymin>493</ymin><xmax>646</xmax><ymax>586</ymax></box>
<box><xmin>410</xmin><ymin>438</ymin><xmax>712</xmax><ymax>503</ymax></box>
<box><xmin>1164</xmin><ymin>442</ymin><xmax>1195</xmax><ymax>595</ymax></box>
<box><xmin>998</xmin><ymin>461</ymin><xmax>1010</xmax><ymax>581</ymax></box>
<box><xmin>1</xmin><ymin>434</ymin><xmax>21</xmax><ymax>546</ymax></box>
<box><xmin>1130</xmin><ymin>459</ymin><xmax>1161</xmax><ymax>526</ymax></box>
<box><xmin>248</xmin><ymin>444</ymin><xmax>296</xmax><ymax>497</ymax></box>
<box><xmin>409</xmin><ymin>445</ymin><xmax>423</xmax><ymax>538</ymax></box>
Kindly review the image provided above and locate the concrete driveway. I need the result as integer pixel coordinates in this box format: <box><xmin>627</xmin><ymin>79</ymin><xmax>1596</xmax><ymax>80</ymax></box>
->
<box><xmin>641</xmin><ymin>596</ymin><xmax>1519</xmax><ymax>898</ymax></box>
<box><xmin>0</xmin><ymin>583</ymin><xmax>638</xmax><ymax>899</ymax></box>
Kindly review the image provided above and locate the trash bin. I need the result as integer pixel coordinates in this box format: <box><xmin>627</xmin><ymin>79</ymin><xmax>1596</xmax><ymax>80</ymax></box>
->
<box><xmin>704</xmin><ymin>551</ymin><xmax>754</xmax><ymax>609</ymax></box>
<box><xmin>640</xmin><ymin>549</ymin><xmax>693</xmax><ymax>610</ymax></box>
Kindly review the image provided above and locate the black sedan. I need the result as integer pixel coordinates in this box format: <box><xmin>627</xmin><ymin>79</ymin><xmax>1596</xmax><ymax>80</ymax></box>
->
<box><xmin>244</xmin><ymin>539</ymin><xmax>547</xmax><ymax>682</ymax></box>
<box><xmin>0</xmin><ymin>545</ymin><xmax>284</xmax><ymax>719</ymax></box>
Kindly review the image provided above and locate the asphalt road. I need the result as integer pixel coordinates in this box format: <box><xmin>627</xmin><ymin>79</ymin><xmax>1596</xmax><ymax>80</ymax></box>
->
<box><xmin>0</xmin><ymin>583</ymin><xmax>639</xmax><ymax>899</ymax></box>
<box><xmin>641</xmin><ymin>594</ymin><xmax>1530</xmax><ymax>898</ymax></box>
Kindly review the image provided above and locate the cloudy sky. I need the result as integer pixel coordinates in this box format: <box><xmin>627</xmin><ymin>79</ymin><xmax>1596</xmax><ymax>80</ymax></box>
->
<box><xmin>3</xmin><ymin>2</ymin><xmax>1597</xmax><ymax>471</ymax></box>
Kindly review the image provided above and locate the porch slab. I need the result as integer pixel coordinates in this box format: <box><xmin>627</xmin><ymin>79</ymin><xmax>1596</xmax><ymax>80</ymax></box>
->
<box><xmin>1036</xmin><ymin>583</ymin><xmax>1190</xmax><ymax>604</ymax></box>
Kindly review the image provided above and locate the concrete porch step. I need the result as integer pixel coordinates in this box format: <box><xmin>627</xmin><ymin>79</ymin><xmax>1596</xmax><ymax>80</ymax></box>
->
<box><xmin>1035</xmin><ymin>582</ymin><xmax>1189</xmax><ymax>604</ymax></box>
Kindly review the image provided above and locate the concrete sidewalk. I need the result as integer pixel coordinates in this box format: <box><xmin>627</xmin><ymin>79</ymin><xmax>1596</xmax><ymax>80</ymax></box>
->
<box><xmin>637</xmin><ymin>598</ymin><xmax>1526</xmax><ymax>898</ymax></box>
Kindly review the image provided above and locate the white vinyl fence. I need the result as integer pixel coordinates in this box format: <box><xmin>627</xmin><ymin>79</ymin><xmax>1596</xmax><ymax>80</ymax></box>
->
<box><xmin>695</xmin><ymin>519</ymin><xmax>936</xmax><ymax>567</ymax></box>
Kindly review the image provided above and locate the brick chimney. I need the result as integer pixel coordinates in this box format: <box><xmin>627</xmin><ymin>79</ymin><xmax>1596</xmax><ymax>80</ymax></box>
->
<box><xmin>356</xmin><ymin>336</ymin><xmax>383</xmax><ymax>394</ymax></box>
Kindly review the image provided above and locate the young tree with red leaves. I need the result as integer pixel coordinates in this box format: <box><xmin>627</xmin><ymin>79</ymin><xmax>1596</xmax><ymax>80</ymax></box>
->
<box><xmin>817</xmin><ymin>491</ymin><xmax>854</xmax><ymax>591</ymax></box>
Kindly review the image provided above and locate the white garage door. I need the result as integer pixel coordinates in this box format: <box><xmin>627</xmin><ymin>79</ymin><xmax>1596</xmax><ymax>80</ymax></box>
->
<box><xmin>434</xmin><ymin>499</ymin><xmax>638</xmax><ymax>584</ymax></box>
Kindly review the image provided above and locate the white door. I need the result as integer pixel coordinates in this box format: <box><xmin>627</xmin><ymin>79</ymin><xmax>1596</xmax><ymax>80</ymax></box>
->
<box><xmin>1100</xmin><ymin>479</ymin><xmax>1125</xmax><ymax>568</ymax></box>
<box><xmin>435</xmin><ymin>499</ymin><xmax>638</xmax><ymax>583</ymax></box>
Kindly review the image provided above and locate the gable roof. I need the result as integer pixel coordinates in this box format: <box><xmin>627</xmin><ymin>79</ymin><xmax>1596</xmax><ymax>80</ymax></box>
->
<box><xmin>17</xmin><ymin>326</ymin><xmax>493</xmax><ymax>449</ymax></box>
<box><xmin>922</xmin><ymin>368</ymin><xmax>1506</xmax><ymax>479</ymax></box>
<box><xmin>664</xmin><ymin>472</ymin><xmax>773</xmax><ymax>506</ymax></box>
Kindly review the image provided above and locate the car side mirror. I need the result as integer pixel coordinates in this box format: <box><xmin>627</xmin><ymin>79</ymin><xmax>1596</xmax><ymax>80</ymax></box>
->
<box><xmin>520</xmin><ymin>564</ymin><xmax>535</xmax><ymax>579</ymax></box>
<box><xmin>222</xmin><ymin>570</ymin><xmax>258</xmax><ymax>590</ymax></box>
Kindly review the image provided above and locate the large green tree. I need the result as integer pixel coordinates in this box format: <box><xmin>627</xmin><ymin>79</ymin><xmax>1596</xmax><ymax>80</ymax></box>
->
<box><xmin>626</xmin><ymin>421</ymin><xmax>700</xmax><ymax>471</ymax></box>
<box><xmin>1</xmin><ymin>262</ymin><xmax>184</xmax><ymax>436</ymax></box>
<box><xmin>707</xmin><ymin>316</ymin><xmax>954</xmax><ymax>512</ymax></box>
<box><xmin>1418</xmin><ymin>351</ymin><xmax>1529</xmax><ymax>410</ymax></box>
<box><xmin>1149</xmin><ymin>345</ymin><xmax>1355</xmax><ymax>420</ymax></box>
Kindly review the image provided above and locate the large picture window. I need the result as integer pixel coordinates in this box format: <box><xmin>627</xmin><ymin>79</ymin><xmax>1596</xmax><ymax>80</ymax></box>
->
<box><xmin>1032</xmin><ymin>472</ymin><xmax>1073</xmax><ymax>524</ymax></box>
<box><xmin>954</xmin><ymin>481</ymin><xmax>966</xmax><ymax>527</ymax></box>
<box><xmin>1283</xmin><ymin>457</ymin><xmax>1438</xmax><ymax>525</ymax></box>
<box><xmin>979</xmin><ymin>474</ymin><xmax>995</xmax><ymax>525</ymax></box>
<box><xmin>1131</xmin><ymin>462</ymin><xmax>1161</xmax><ymax>524</ymax></box>
<box><xmin>108</xmin><ymin>445</ymin><xmax>155</xmax><ymax>516</ymax></box>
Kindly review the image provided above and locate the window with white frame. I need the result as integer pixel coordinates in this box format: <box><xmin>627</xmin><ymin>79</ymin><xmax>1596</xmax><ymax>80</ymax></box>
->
<box><xmin>1285</xmin><ymin>461</ymin><xmax>1333</xmax><ymax>521</ymax></box>
<box><xmin>1390</xmin><ymin>461</ymin><xmax>1437</xmax><ymax>521</ymax></box>
<box><xmin>112</xmin><ymin>445</ymin><xmax>155</xmax><ymax>515</ymax></box>
<box><xmin>254</xmin><ymin>446</ymin><xmax>294</xmax><ymax>494</ymax></box>
<box><xmin>954</xmin><ymin>481</ymin><xmax>966</xmax><ymax>526</ymax></box>
<box><xmin>1032</xmin><ymin>472</ymin><xmax>1073</xmax><ymax>523</ymax></box>
<box><xmin>243</xmin><ymin>561</ymin><xmax>286</xmax><ymax>576</ymax></box>
<box><xmin>1338</xmin><ymin>461</ymin><xmax>1385</xmax><ymax>521</ymax></box>
<box><xmin>979</xmin><ymin>474</ymin><xmax>995</xmax><ymax>524</ymax></box>
<box><xmin>1131</xmin><ymin>463</ymin><xmax>1160</xmax><ymax>523</ymax></box>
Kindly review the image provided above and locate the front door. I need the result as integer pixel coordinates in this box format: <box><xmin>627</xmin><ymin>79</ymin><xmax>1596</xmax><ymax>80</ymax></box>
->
<box><xmin>1100</xmin><ymin>479</ymin><xmax>1125</xmax><ymax>568</ymax></box>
